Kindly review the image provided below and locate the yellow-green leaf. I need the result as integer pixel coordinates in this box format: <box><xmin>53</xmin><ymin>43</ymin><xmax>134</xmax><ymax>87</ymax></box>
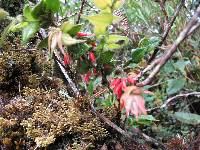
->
<box><xmin>60</xmin><ymin>21</ymin><xmax>74</xmax><ymax>33</ymax></box>
<box><xmin>93</xmin><ymin>0</ymin><xmax>112</xmax><ymax>10</ymax></box>
<box><xmin>60</xmin><ymin>21</ymin><xmax>82</xmax><ymax>37</ymax></box>
<box><xmin>106</xmin><ymin>43</ymin><xmax>121</xmax><ymax>50</ymax></box>
<box><xmin>84</xmin><ymin>13</ymin><xmax>113</xmax><ymax>35</ymax></box>
<box><xmin>107</xmin><ymin>34</ymin><xmax>129</xmax><ymax>45</ymax></box>
<box><xmin>85</xmin><ymin>13</ymin><xmax>113</xmax><ymax>26</ymax></box>
<box><xmin>113</xmin><ymin>0</ymin><xmax>124</xmax><ymax>10</ymax></box>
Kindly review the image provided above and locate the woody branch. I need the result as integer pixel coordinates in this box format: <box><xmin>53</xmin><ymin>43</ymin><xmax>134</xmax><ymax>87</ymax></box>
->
<box><xmin>137</xmin><ymin>5</ymin><xmax>200</xmax><ymax>87</ymax></box>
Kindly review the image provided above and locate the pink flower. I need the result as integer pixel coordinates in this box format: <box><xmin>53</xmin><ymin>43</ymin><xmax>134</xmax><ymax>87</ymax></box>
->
<box><xmin>120</xmin><ymin>86</ymin><xmax>148</xmax><ymax>119</ymax></box>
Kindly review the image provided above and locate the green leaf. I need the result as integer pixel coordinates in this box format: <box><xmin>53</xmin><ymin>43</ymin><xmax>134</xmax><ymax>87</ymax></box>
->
<box><xmin>93</xmin><ymin>0</ymin><xmax>112</xmax><ymax>10</ymax></box>
<box><xmin>10</xmin><ymin>22</ymin><xmax>28</xmax><ymax>32</ymax></box>
<box><xmin>107</xmin><ymin>34</ymin><xmax>129</xmax><ymax>45</ymax></box>
<box><xmin>131</xmin><ymin>47</ymin><xmax>146</xmax><ymax>63</ymax></box>
<box><xmin>84</xmin><ymin>13</ymin><xmax>113</xmax><ymax>35</ymax></box>
<box><xmin>174</xmin><ymin>112</ymin><xmax>200</xmax><ymax>125</ymax></box>
<box><xmin>102</xmin><ymin>95</ymin><xmax>114</xmax><ymax>107</ymax></box>
<box><xmin>79</xmin><ymin>60</ymin><xmax>89</xmax><ymax>74</ymax></box>
<box><xmin>131</xmin><ymin>37</ymin><xmax>160</xmax><ymax>63</ymax></box>
<box><xmin>163</xmin><ymin>61</ymin><xmax>175</xmax><ymax>74</ymax></box>
<box><xmin>130</xmin><ymin>115</ymin><xmax>157</xmax><ymax>126</ymax></box>
<box><xmin>69</xmin><ymin>43</ymin><xmax>90</xmax><ymax>59</ymax></box>
<box><xmin>139</xmin><ymin>37</ymin><xmax>160</xmax><ymax>52</ymax></box>
<box><xmin>23</xmin><ymin>5</ymin><xmax>36</xmax><ymax>21</ymax></box>
<box><xmin>67</xmin><ymin>25</ymin><xmax>82</xmax><ymax>37</ymax></box>
<box><xmin>37</xmin><ymin>37</ymin><xmax>48</xmax><ymax>49</ymax></box>
<box><xmin>22</xmin><ymin>21</ymin><xmax>40</xmax><ymax>44</ymax></box>
<box><xmin>45</xmin><ymin>0</ymin><xmax>60</xmax><ymax>12</ymax></box>
<box><xmin>88</xmin><ymin>80</ymin><xmax>94</xmax><ymax>96</ymax></box>
<box><xmin>60</xmin><ymin>21</ymin><xmax>74</xmax><ymax>33</ymax></box>
<box><xmin>113</xmin><ymin>0</ymin><xmax>124</xmax><ymax>10</ymax></box>
<box><xmin>99</xmin><ymin>51</ymin><xmax>114</xmax><ymax>64</ymax></box>
<box><xmin>166</xmin><ymin>78</ymin><xmax>186</xmax><ymax>95</ymax></box>
<box><xmin>106</xmin><ymin>43</ymin><xmax>121</xmax><ymax>50</ymax></box>
<box><xmin>61</xmin><ymin>22</ymin><xmax>82</xmax><ymax>37</ymax></box>
<box><xmin>62</xmin><ymin>33</ymin><xmax>85</xmax><ymax>46</ymax></box>
<box><xmin>31</xmin><ymin>0</ymin><xmax>46</xmax><ymax>18</ymax></box>
<box><xmin>143</xmin><ymin>94</ymin><xmax>155</xmax><ymax>102</ymax></box>
<box><xmin>174</xmin><ymin>60</ymin><xmax>190</xmax><ymax>75</ymax></box>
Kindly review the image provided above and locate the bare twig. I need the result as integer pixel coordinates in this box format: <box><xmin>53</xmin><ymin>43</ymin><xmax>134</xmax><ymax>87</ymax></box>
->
<box><xmin>148</xmin><ymin>0</ymin><xmax>185</xmax><ymax>63</ymax></box>
<box><xmin>161</xmin><ymin>92</ymin><xmax>200</xmax><ymax>108</ymax></box>
<box><xmin>159</xmin><ymin>0</ymin><xmax>169</xmax><ymax>29</ymax></box>
<box><xmin>76</xmin><ymin>0</ymin><xmax>86</xmax><ymax>24</ymax></box>
<box><xmin>53</xmin><ymin>52</ymin><xmax>79</xmax><ymax>96</ymax></box>
<box><xmin>137</xmin><ymin>5</ymin><xmax>200</xmax><ymax>86</ymax></box>
<box><xmin>148</xmin><ymin>92</ymin><xmax>200</xmax><ymax>111</ymax></box>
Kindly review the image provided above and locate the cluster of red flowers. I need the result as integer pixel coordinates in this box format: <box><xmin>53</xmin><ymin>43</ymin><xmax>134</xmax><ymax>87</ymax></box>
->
<box><xmin>110</xmin><ymin>76</ymin><xmax>137</xmax><ymax>99</ymax></box>
<box><xmin>76</xmin><ymin>32</ymin><xmax>98</xmax><ymax>83</ymax></box>
<box><xmin>83</xmin><ymin>68</ymin><xmax>97</xmax><ymax>83</ymax></box>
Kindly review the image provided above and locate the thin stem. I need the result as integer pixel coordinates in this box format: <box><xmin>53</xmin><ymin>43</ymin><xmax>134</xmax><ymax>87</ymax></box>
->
<box><xmin>76</xmin><ymin>0</ymin><xmax>86</xmax><ymax>24</ymax></box>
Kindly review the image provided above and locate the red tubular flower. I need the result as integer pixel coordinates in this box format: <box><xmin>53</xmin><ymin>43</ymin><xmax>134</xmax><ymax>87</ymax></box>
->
<box><xmin>84</xmin><ymin>71</ymin><xmax>92</xmax><ymax>83</ymax></box>
<box><xmin>64</xmin><ymin>53</ymin><xmax>71</xmax><ymax>65</ymax></box>
<box><xmin>93</xmin><ymin>68</ymin><xmax>97</xmax><ymax>76</ymax></box>
<box><xmin>89</xmin><ymin>52</ymin><xmax>96</xmax><ymax>63</ymax></box>
<box><xmin>76</xmin><ymin>32</ymin><xmax>94</xmax><ymax>38</ymax></box>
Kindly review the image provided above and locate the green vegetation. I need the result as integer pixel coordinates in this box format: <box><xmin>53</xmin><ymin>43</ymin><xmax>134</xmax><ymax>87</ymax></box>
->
<box><xmin>0</xmin><ymin>0</ymin><xmax>200</xmax><ymax>149</ymax></box>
